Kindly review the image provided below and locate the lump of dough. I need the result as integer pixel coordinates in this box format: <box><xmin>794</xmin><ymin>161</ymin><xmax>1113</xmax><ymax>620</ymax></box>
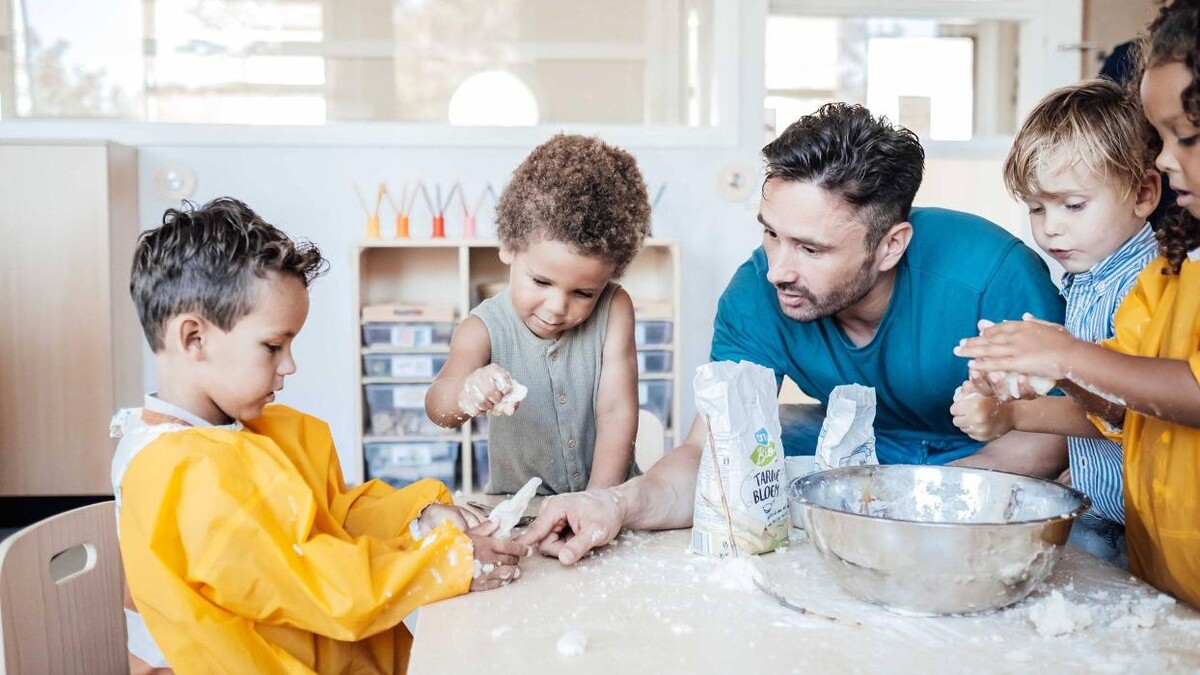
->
<box><xmin>488</xmin><ymin>477</ymin><xmax>541</xmax><ymax>539</ymax></box>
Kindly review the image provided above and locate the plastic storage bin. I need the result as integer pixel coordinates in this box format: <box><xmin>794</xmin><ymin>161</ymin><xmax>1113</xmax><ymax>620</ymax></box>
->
<box><xmin>365</xmin><ymin>441</ymin><xmax>458</xmax><ymax>489</ymax></box>
<box><xmin>364</xmin><ymin>383</ymin><xmax>456</xmax><ymax>437</ymax></box>
<box><xmin>362</xmin><ymin>322</ymin><xmax>454</xmax><ymax>348</ymax></box>
<box><xmin>362</xmin><ymin>353</ymin><xmax>448</xmax><ymax>378</ymax></box>
<box><xmin>471</xmin><ymin>438</ymin><xmax>489</xmax><ymax>491</ymax></box>
<box><xmin>634</xmin><ymin>320</ymin><xmax>673</xmax><ymax>347</ymax></box>
<box><xmin>638</xmin><ymin>379</ymin><xmax>672</xmax><ymax>426</ymax></box>
<box><xmin>636</xmin><ymin>350</ymin><xmax>673</xmax><ymax>375</ymax></box>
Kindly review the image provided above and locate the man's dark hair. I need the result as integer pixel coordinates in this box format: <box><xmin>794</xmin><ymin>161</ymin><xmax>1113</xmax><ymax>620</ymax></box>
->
<box><xmin>131</xmin><ymin>197</ymin><xmax>328</xmax><ymax>351</ymax></box>
<box><xmin>763</xmin><ymin>103</ymin><xmax>925</xmax><ymax>249</ymax></box>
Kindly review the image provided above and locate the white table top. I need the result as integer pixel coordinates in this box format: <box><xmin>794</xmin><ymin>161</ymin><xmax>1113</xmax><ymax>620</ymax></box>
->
<box><xmin>410</xmin><ymin>526</ymin><xmax>1200</xmax><ymax>674</ymax></box>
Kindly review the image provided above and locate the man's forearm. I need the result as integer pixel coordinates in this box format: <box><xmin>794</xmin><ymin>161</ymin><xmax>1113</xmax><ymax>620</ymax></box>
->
<box><xmin>618</xmin><ymin>436</ymin><xmax>702</xmax><ymax>531</ymax></box>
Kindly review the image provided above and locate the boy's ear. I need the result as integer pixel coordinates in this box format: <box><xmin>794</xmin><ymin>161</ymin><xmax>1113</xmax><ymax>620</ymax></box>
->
<box><xmin>168</xmin><ymin>314</ymin><xmax>209</xmax><ymax>360</ymax></box>
<box><xmin>1133</xmin><ymin>170</ymin><xmax>1163</xmax><ymax>220</ymax></box>
<box><xmin>874</xmin><ymin>221</ymin><xmax>913</xmax><ymax>273</ymax></box>
<box><xmin>499</xmin><ymin>246</ymin><xmax>514</xmax><ymax>265</ymax></box>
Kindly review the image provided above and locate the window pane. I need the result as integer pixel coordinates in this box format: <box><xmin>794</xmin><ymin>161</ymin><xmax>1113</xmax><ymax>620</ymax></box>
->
<box><xmin>5</xmin><ymin>0</ymin><xmax>719</xmax><ymax>127</ymax></box>
<box><xmin>764</xmin><ymin>15</ymin><xmax>1020</xmax><ymax>142</ymax></box>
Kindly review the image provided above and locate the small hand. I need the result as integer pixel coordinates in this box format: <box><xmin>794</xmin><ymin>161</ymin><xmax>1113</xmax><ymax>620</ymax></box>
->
<box><xmin>466</xmin><ymin>520</ymin><xmax>533</xmax><ymax>592</ymax></box>
<box><xmin>954</xmin><ymin>314</ymin><xmax>1079</xmax><ymax>383</ymax></box>
<box><xmin>457</xmin><ymin>365</ymin><xmax>515</xmax><ymax>417</ymax></box>
<box><xmin>950</xmin><ymin>381</ymin><xmax>1015</xmax><ymax>442</ymax></box>
<box><xmin>417</xmin><ymin>504</ymin><xmax>482</xmax><ymax>536</ymax></box>
<box><xmin>514</xmin><ymin>489</ymin><xmax>625</xmax><ymax>565</ymax></box>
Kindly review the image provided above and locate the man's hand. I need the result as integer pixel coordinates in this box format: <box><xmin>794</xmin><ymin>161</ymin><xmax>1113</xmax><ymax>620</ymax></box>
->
<box><xmin>514</xmin><ymin>489</ymin><xmax>626</xmax><ymax>565</ymax></box>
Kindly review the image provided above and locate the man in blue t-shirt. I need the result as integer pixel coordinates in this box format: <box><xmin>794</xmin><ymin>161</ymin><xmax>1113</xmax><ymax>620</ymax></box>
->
<box><xmin>519</xmin><ymin>104</ymin><xmax>1067</xmax><ymax>565</ymax></box>
<box><xmin>715</xmin><ymin>206</ymin><xmax>1065</xmax><ymax>465</ymax></box>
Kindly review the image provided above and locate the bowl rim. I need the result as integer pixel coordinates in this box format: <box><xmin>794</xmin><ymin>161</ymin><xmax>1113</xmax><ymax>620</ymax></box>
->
<box><xmin>790</xmin><ymin>463</ymin><xmax>1092</xmax><ymax>527</ymax></box>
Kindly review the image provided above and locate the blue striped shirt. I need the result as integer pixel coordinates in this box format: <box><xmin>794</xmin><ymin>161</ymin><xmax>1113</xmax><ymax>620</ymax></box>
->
<box><xmin>1060</xmin><ymin>223</ymin><xmax>1158</xmax><ymax>526</ymax></box>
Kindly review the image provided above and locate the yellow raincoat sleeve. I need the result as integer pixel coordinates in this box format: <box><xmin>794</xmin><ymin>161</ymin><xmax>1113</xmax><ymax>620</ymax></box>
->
<box><xmin>1087</xmin><ymin>261</ymin><xmax>1162</xmax><ymax>443</ymax></box>
<box><xmin>119</xmin><ymin>425</ymin><xmax>474</xmax><ymax>646</ymax></box>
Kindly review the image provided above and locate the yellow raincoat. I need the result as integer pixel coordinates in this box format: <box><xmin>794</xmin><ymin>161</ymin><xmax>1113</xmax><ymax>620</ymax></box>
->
<box><xmin>117</xmin><ymin>404</ymin><xmax>474</xmax><ymax>674</ymax></box>
<box><xmin>1096</xmin><ymin>255</ymin><xmax>1200</xmax><ymax>608</ymax></box>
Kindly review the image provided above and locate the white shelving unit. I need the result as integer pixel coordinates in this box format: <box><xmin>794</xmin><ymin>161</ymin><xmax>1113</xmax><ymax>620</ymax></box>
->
<box><xmin>352</xmin><ymin>239</ymin><xmax>681</xmax><ymax>492</ymax></box>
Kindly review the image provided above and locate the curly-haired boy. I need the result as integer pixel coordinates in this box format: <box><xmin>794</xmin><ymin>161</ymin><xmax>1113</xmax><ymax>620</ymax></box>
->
<box><xmin>426</xmin><ymin>134</ymin><xmax>651</xmax><ymax>495</ymax></box>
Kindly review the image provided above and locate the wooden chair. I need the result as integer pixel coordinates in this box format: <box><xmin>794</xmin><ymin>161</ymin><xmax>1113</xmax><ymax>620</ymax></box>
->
<box><xmin>635</xmin><ymin>409</ymin><xmax>667</xmax><ymax>472</ymax></box>
<box><xmin>0</xmin><ymin>502</ymin><xmax>127</xmax><ymax>674</ymax></box>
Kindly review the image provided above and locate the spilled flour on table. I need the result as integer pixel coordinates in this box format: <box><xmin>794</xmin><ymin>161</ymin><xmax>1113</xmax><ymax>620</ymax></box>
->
<box><xmin>1029</xmin><ymin>591</ymin><xmax>1094</xmax><ymax>637</ymax></box>
<box><xmin>705</xmin><ymin>555</ymin><xmax>761</xmax><ymax>592</ymax></box>
<box><xmin>556</xmin><ymin>629</ymin><xmax>587</xmax><ymax>656</ymax></box>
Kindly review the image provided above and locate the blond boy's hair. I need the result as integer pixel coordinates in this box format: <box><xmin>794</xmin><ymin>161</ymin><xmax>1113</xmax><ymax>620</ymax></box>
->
<box><xmin>1003</xmin><ymin>79</ymin><xmax>1155</xmax><ymax>201</ymax></box>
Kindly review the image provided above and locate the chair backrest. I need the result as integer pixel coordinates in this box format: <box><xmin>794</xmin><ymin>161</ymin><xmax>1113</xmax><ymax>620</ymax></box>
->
<box><xmin>634</xmin><ymin>409</ymin><xmax>666</xmax><ymax>472</ymax></box>
<box><xmin>0</xmin><ymin>502</ymin><xmax>126</xmax><ymax>675</ymax></box>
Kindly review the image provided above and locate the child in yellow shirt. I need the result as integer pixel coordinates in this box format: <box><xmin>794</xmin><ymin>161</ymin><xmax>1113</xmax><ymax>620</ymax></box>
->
<box><xmin>112</xmin><ymin>198</ymin><xmax>529</xmax><ymax>674</ymax></box>
<box><xmin>956</xmin><ymin>0</ymin><xmax>1200</xmax><ymax>608</ymax></box>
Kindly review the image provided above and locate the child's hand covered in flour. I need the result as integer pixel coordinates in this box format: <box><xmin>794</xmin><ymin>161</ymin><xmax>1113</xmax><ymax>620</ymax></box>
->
<box><xmin>467</xmin><ymin>520</ymin><xmax>533</xmax><ymax>592</ymax></box>
<box><xmin>950</xmin><ymin>379</ymin><xmax>1015</xmax><ymax>442</ymax></box>
<box><xmin>457</xmin><ymin>364</ymin><xmax>518</xmax><ymax>417</ymax></box>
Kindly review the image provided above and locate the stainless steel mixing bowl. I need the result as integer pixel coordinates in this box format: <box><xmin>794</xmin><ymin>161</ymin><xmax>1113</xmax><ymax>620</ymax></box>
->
<box><xmin>788</xmin><ymin>464</ymin><xmax>1090</xmax><ymax>615</ymax></box>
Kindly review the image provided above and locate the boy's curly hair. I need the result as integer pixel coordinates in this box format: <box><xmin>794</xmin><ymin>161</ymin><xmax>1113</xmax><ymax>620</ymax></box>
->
<box><xmin>1137</xmin><ymin>0</ymin><xmax>1200</xmax><ymax>274</ymax></box>
<box><xmin>131</xmin><ymin>197</ymin><xmax>328</xmax><ymax>351</ymax></box>
<box><xmin>496</xmin><ymin>134</ymin><xmax>650</xmax><ymax>277</ymax></box>
<box><xmin>1004</xmin><ymin>79</ymin><xmax>1156</xmax><ymax>203</ymax></box>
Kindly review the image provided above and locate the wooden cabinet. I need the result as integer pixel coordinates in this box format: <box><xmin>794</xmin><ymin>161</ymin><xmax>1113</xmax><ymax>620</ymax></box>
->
<box><xmin>352</xmin><ymin>239</ymin><xmax>681</xmax><ymax>490</ymax></box>
<box><xmin>0</xmin><ymin>142</ymin><xmax>142</xmax><ymax>496</ymax></box>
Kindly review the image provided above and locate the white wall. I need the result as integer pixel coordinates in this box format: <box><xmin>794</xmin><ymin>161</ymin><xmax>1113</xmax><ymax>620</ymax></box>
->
<box><xmin>135</xmin><ymin>143</ymin><xmax>765</xmax><ymax>478</ymax></box>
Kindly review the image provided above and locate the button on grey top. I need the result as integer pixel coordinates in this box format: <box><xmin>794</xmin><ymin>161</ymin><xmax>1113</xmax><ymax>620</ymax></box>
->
<box><xmin>472</xmin><ymin>283</ymin><xmax>636</xmax><ymax>494</ymax></box>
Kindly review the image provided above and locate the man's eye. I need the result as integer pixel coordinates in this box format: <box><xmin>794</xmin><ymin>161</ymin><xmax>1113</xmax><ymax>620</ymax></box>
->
<box><xmin>764</xmin><ymin>228</ymin><xmax>777</xmax><ymax>239</ymax></box>
<box><xmin>265</xmin><ymin>344</ymin><xmax>282</xmax><ymax>353</ymax></box>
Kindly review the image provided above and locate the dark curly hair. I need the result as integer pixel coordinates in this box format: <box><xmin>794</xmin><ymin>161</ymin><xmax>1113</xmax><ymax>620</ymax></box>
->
<box><xmin>763</xmin><ymin>103</ymin><xmax>925</xmax><ymax>250</ymax></box>
<box><xmin>131</xmin><ymin>197</ymin><xmax>328</xmax><ymax>351</ymax></box>
<box><xmin>1137</xmin><ymin>0</ymin><xmax>1200</xmax><ymax>274</ymax></box>
<box><xmin>496</xmin><ymin>134</ymin><xmax>650</xmax><ymax>277</ymax></box>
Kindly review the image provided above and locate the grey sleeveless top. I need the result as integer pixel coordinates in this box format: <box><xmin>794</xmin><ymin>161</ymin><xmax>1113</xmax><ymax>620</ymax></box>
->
<box><xmin>472</xmin><ymin>283</ymin><xmax>637</xmax><ymax>494</ymax></box>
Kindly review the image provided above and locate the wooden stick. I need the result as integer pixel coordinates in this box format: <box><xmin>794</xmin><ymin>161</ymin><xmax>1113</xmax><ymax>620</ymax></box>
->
<box><xmin>418</xmin><ymin>182</ymin><xmax>435</xmax><ymax>216</ymax></box>
<box><xmin>652</xmin><ymin>183</ymin><xmax>667</xmax><ymax>210</ymax></box>
<box><xmin>401</xmin><ymin>182</ymin><xmax>416</xmax><ymax>215</ymax></box>
<box><xmin>705</xmin><ymin>415</ymin><xmax>740</xmax><ymax>558</ymax></box>
<box><xmin>472</xmin><ymin>186</ymin><xmax>489</xmax><ymax>215</ymax></box>
<box><xmin>351</xmin><ymin>182</ymin><xmax>370</xmax><ymax>216</ymax></box>
<box><xmin>457</xmin><ymin>181</ymin><xmax>469</xmax><ymax>217</ymax></box>
<box><xmin>383</xmin><ymin>183</ymin><xmax>399</xmax><ymax>214</ymax></box>
<box><xmin>373</xmin><ymin>183</ymin><xmax>385</xmax><ymax>217</ymax></box>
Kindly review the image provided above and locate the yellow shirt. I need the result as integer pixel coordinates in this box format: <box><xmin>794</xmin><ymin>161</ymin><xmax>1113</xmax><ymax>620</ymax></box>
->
<box><xmin>117</xmin><ymin>404</ymin><xmax>473</xmax><ymax>674</ymax></box>
<box><xmin>1098</xmin><ymin>255</ymin><xmax>1200</xmax><ymax>607</ymax></box>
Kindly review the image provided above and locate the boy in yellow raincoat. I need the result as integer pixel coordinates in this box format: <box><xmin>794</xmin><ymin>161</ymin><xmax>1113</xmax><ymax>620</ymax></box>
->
<box><xmin>111</xmin><ymin>197</ymin><xmax>530</xmax><ymax>674</ymax></box>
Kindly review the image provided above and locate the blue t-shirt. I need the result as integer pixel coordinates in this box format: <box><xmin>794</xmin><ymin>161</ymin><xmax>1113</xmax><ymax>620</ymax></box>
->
<box><xmin>711</xmin><ymin>207</ymin><xmax>1065</xmax><ymax>464</ymax></box>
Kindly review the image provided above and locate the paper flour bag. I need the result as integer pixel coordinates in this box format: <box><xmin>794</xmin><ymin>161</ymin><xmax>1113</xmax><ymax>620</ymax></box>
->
<box><xmin>814</xmin><ymin>384</ymin><xmax>879</xmax><ymax>472</ymax></box>
<box><xmin>691</xmin><ymin>361</ymin><xmax>789</xmax><ymax>557</ymax></box>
